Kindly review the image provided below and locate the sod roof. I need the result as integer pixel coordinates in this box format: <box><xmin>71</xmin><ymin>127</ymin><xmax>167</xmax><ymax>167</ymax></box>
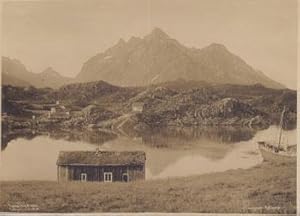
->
<box><xmin>57</xmin><ymin>151</ymin><xmax>146</xmax><ymax>166</ymax></box>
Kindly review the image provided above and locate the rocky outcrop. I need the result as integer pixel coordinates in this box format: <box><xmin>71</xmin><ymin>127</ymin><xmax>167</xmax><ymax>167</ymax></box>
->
<box><xmin>196</xmin><ymin>98</ymin><xmax>256</xmax><ymax>119</ymax></box>
<box><xmin>137</xmin><ymin>97</ymin><xmax>268</xmax><ymax>127</ymax></box>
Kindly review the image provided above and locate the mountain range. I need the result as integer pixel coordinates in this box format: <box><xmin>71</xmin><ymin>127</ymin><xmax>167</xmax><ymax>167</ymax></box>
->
<box><xmin>2</xmin><ymin>28</ymin><xmax>285</xmax><ymax>89</ymax></box>
<box><xmin>76</xmin><ymin>28</ymin><xmax>284</xmax><ymax>89</ymax></box>
<box><xmin>2</xmin><ymin>57</ymin><xmax>72</xmax><ymax>89</ymax></box>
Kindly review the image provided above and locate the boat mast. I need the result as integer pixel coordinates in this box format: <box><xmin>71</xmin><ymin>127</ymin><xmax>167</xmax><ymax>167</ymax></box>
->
<box><xmin>278</xmin><ymin>106</ymin><xmax>286</xmax><ymax>149</ymax></box>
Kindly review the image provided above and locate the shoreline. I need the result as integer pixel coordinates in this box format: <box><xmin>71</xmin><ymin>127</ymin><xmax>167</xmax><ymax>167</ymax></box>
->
<box><xmin>0</xmin><ymin>159</ymin><xmax>296</xmax><ymax>213</ymax></box>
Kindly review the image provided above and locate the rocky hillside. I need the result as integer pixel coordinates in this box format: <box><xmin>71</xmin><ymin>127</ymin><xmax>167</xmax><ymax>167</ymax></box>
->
<box><xmin>2</xmin><ymin>85</ymin><xmax>52</xmax><ymax>101</ymax></box>
<box><xmin>2</xmin><ymin>85</ymin><xmax>53</xmax><ymax>116</ymax></box>
<box><xmin>2</xmin><ymin>57</ymin><xmax>73</xmax><ymax>89</ymax></box>
<box><xmin>76</xmin><ymin>28</ymin><xmax>284</xmax><ymax>89</ymax></box>
<box><xmin>132</xmin><ymin>87</ymin><xmax>267</xmax><ymax>127</ymax></box>
<box><xmin>50</xmin><ymin>80</ymin><xmax>141</xmax><ymax>107</ymax></box>
<box><xmin>2</xmin><ymin>80</ymin><xmax>296</xmax><ymax>129</ymax></box>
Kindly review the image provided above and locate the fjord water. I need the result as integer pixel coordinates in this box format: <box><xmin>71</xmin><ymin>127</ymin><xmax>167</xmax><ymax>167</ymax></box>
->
<box><xmin>0</xmin><ymin>126</ymin><xmax>296</xmax><ymax>181</ymax></box>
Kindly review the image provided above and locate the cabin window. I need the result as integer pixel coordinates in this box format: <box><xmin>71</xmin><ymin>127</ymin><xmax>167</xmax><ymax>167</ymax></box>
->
<box><xmin>104</xmin><ymin>172</ymin><xmax>113</xmax><ymax>182</ymax></box>
<box><xmin>122</xmin><ymin>173</ymin><xmax>129</xmax><ymax>182</ymax></box>
<box><xmin>80</xmin><ymin>173</ymin><xmax>87</xmax><ymax>182</ymax></box>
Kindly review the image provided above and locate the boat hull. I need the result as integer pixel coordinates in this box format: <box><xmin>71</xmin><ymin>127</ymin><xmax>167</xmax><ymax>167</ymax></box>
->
<box><xmin>258</xmin><ymin>145</ymin><xmax>296</xmax><ymax>163</ymax></box>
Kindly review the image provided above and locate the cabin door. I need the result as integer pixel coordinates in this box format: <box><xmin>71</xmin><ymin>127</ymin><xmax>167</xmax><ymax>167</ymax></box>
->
<box><xmin>80</xmin><ymin>173</ymin><xmax>87</xmax><ymax>182</ymax></box>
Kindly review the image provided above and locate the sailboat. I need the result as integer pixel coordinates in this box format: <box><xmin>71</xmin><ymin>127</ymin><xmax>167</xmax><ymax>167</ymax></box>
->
<box><xmin>257</xmin><ymin>106</ymin><xmax>296</xmax><ymax>163</ymax></box>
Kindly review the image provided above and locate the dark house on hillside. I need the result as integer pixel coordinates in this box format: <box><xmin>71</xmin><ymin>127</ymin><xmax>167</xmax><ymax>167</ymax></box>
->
<box><xmin>56</xmin><ymin>151</ymin><xmax>146</xmax><ymax>182</ymax></box>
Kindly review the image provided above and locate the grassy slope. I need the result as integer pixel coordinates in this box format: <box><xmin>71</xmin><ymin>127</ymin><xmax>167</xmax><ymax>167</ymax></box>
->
<box><xmin>0</xmin><ymin>160</ymin><xmax>296</xmax><ymax>214</ymax></box>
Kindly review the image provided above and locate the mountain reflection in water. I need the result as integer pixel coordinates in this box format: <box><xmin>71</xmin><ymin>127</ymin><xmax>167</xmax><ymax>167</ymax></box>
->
<box><xmin>0</xmin><ymin>125</ymin><xmax>296</xmax><ymax>181</ymax></box>
<box><xmin>1</xmin><ymin>129</ymin><xmax>117</xmax><ymax>151</ymax></box>
<box><xmin>140</xmin><ymin>126</ymin><xmax>257</xmax><ymax>148</ymax></box>
<box><xmin>1</xmin><ymin>126</ymin><xmax>256</xmax><ymax>151</ymax></box>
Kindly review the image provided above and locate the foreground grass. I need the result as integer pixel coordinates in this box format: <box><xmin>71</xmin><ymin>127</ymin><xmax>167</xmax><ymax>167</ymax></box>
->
<box><xmin>0</xmin><ymin>160</ymin><xmax>296</xmax><ymax>214</ymax></box>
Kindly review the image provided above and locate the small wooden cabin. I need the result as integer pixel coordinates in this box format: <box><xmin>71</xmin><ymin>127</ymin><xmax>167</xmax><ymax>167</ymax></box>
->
<box><xmin>132</xmin><ymin>102</ymin><xmax>145</xmax><ymax>113</ymax></box>
<box><xmin>56</xmin><ymin>151</ymin><xmax>146</xmax><ymax>182</ymax></box>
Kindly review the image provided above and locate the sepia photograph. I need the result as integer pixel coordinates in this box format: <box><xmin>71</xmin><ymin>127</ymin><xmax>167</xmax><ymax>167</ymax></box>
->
<box><xmin>0</xmin><ymin>0</ymin><xmax>298</xmax><ymax>214</ymax></box>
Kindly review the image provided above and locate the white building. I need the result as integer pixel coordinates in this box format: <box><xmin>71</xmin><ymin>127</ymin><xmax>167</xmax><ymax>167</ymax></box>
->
<box><xmin>132</xmin><ymin>102</ymin><xmax>144</xmax><ymax>112</ymax></box>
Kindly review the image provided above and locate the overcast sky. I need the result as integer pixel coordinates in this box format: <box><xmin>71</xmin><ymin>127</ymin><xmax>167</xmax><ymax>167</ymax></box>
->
<box><xmin>2</xmin><ymin>0</ymin><xmax>297</xmax><ymax>89</ymax></box>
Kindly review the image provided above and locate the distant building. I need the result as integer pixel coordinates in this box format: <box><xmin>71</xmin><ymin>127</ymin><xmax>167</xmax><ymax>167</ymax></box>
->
<box><xmin>132</xmin><ymin>102</ymin><xmax>144</xmax><ymax>112</ymax></box>
<box><xmin>50</xmin><ymin>107</ymin><xmax>56</xmax><ymax>113</ymax></box>
<box><xmin>56</xmin><ymin>151</ymin><xmax>146</xmax><ymax>182</ymax></box>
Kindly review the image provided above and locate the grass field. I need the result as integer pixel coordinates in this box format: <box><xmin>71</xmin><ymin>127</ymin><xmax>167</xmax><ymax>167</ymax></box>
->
<box><xmin>0</xmin><ymin>160</ymin><xmax>296</xmax><ymax>214</ymax></box>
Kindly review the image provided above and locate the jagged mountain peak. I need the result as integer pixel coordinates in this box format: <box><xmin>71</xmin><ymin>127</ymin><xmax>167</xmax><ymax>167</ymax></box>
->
<box><xmin>145</xmin><ymin>27</ymin><xmax>170</xmax><ymax>40</ymax></box>
<box><xmin>128</xmin><ymin>36</ymin><xmax>142</xmax><ymax>45</ymax></box>
<box><xmin>106</xmin><ymin>38</ymin><xmax>127</xmax><ymax>54</ymax></box>
<box><xmin>151</xmin><ymin>27</ymin><xmax>169</xmax><ymax>36</ymax></box>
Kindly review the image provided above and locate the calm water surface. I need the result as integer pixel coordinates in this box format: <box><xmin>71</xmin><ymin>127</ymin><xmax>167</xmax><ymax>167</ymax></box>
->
<box><xmin>0</xmin><ymin>126</ymin><xmax>296</xmax><ymax>181</ymax></box>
